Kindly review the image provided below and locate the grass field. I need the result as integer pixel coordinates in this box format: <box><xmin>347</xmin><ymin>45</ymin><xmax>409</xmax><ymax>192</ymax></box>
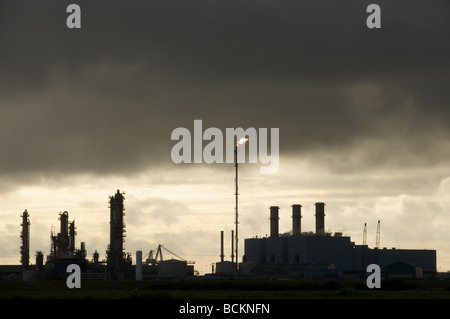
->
<box><xmin>1</xmin><ymin>279</ymin><xmax>450</xmax><ymax>299</ymax></box>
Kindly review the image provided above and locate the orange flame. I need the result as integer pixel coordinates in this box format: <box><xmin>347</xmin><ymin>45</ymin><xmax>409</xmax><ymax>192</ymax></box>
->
<box><xmin>237</xmin><ymin>137</ymin><xmax>249</xmax><ymax>146</ymax></box>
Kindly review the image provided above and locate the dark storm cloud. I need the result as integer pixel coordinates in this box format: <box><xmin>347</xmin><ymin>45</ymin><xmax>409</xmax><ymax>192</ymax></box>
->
<box><xmin>0</xmin><ymin>0</ymin><xmax>449</xmax><ymax>177</ymax></box>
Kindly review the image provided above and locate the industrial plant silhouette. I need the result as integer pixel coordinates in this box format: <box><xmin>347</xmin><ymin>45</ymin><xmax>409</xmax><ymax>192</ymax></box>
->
<box><xmin>0</xmin><ymin>188</ymin><xmax>436</xmax><ymax>282</ymax></box>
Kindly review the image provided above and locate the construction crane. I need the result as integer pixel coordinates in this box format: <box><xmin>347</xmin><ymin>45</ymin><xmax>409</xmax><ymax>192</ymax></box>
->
<box><xmin>143</xmin><ymin>244</ymin><xmax>195</xmax><ymax>265</ymax></box>
<box><xmin>143</xmin><ymin>244</ymin><xmax>164</xmax><ymax>265</ymax></box>
<box><xmin>363</xmin><ymin>223</ymin><xmax>367</xmax><ymax>246</ymax></box>
<box><xmin>375</xmin><ymin>220</ymin><xmax>381</xmax><ymax>248</ymax></box>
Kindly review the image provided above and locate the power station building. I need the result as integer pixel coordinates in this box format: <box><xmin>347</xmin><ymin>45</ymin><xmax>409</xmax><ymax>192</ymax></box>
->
<box><xmin>239</xmin><ymin>203</ymin><xmax>437</xmax><ymax>278</ymax></box>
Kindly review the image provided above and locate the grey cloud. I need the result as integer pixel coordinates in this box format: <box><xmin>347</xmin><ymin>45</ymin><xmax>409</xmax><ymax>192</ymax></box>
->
<box><xmin>126</xmin><ymin>196</ymin><xmax>188</xmax><ymax>227</ymax></box>
<box><xmin>0</xmin><ymin>0</ymin><xmax>449</xmax><ymax>179</ymax></box>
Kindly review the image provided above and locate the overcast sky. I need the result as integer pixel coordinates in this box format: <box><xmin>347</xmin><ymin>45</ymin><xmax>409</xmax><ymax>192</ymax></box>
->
<box><xmin>1</xmin><ymin>0</ymin><xmax>450</xmax><ymax>273</ymax></box>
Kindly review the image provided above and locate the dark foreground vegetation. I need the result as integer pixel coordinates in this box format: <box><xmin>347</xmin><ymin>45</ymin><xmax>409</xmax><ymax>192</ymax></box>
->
<box><xmin>1</xmin><ymin>279</ymin><xmax>450</xmax><ymax>299</ymax></box>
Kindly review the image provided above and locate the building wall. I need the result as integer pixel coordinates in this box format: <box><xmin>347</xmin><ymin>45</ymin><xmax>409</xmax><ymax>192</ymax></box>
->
<box><xmin>385</xmin><ymin>261</ymin><xmax>424</xmax><ymax>279</ymax></box>
<box><xmin>292</xmin><ymin>236</ymin><xmax>355</xmax><ymax>270</ymax></box>
<box><xmin>265</xmin><ymin>237</ymin><xmax>288</xmax><ymax>263</ymax></box>
<box><xmin>244</xmin><ymin>235</ymin><xmax>437</xmax><ymax>274</ymax></box>
<box><xmin>245</xmin><ymin>238</ymin><xmax>266</xmax><ymax>263</ymax></box>
<box><xmin>367</xmin><ymin>248</ymin><xmax>436</xmax><ymax>274</ymax></box>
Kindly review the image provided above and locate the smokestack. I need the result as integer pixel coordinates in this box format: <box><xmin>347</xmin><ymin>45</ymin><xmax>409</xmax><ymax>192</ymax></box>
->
<box><xmin>292</xmin><ymin>204</ymin><xmax>302</xmax><ymax>236</ymax></box>
<box><xmin>315</xmin><ymin>202</ymin><xmax>325</xmax><ymax>235</ymax></box>
<box><xmin>220</xmin><ymin>231</ymin><xmax>224</xmax><ymax>262</ymax></box>
<box><xmin>80</xmin><ymin>242</ymin><xmax>86</xmax><ymax>258</ymax></box>
<box><xmin>270</xmin><ymin>206</ymin><xmax>280</xmax><ymax>238</ymax></box>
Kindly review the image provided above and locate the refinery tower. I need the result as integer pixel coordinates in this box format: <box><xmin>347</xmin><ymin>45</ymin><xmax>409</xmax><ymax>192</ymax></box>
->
<box><xmin>106</xmin><ymin>189</ymin><xmax>130</xmax><ymax>279</ymax></box>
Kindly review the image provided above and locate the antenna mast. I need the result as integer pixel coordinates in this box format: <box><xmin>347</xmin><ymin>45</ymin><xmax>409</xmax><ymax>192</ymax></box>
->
<box><xmin>234</xmin><ymin>144</ymin><xmax>239</xmax><ymax>271</ymax></box>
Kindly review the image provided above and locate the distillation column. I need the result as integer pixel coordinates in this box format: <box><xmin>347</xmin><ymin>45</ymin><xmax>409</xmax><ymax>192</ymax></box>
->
<box><xmin>20</xmin><ymin>210</ymin><xmax>30</xmax><ymax>270</ymax></box>
<box><xmin>107</xmin><ymin>190</ymin><xmax>126</xmax><ymax>278</ymax></box>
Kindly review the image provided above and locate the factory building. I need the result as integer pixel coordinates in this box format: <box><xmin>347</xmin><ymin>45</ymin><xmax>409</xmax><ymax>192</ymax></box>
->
<box><xmin>2</xmin><ymin>189</ymin><xmax>197</xmax><ymax>281</ymax></box>
<box><xmin>48</xmin><ymin>211</ymin><xmax>80</xmax><ymax>260</ymax></box>
<box><xmin>45</xmin><ymin>210</ymin><xmax>88</xmax><ymax>278</ymax></box>
<box><xmin>385</xmin><ymin>261</ymin><xmax>424</xmax><ymax>280</ymax></box>
<box><xmin>6</xmin><ymin>191</ymin><xmax>438</xmax><ymax>281</ymax></box>
<box><xmin>240</xmin><ymin>203</ymin><xmax>436</xmax><ymax>278</ymax></box>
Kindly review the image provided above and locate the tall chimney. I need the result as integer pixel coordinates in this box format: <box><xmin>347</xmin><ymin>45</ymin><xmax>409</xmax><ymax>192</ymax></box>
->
<box><xmin>292</xmin><ymin>204</ymin><xmax>302</xmax><ymax>236</ymax></box>
<box><xmin>270</xmin><ymin>206</ymin><xmax>280</xmax><ymax>238</ymax></box>
<box><xmin>315</xmin><ymin>202</ymin><xmax>325</xmax><ymax>235</ymax></box>
<box><xmin>220</xmin><ymin>231</ymin><xmax>224</xmax><ymax>262</ymax></box>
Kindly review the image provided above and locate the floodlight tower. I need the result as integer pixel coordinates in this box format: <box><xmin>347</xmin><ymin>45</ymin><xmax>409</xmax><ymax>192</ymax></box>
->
<box><xmin>234</xmin><ymin>137</ymin><xmax>248</xmax><ymax>271</ymax></box>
